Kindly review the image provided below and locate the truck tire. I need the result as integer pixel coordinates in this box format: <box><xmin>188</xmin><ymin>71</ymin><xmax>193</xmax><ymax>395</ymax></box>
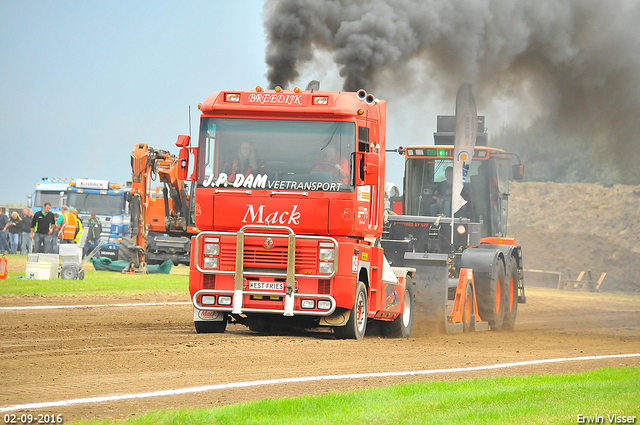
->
<box><xmin>334</xmin><ymin>281</ymin><xmax>367</xmax><ymax>340</ymax></box>
<box><xmin>462</xmin><ymin>281</ymin><xmax>475</xmax><ymax>333</ymax></box>
<box><xmin>502</xmin><ymin>259</ymin><xmax>519</xmax><ymax>330</ymax></box>
<box><xmin>381</xmin><ymin>275</ymin><xmax>414</xmax><ymax>338</ymax></box>
<box><xmin>475</xmin><ymin>258</ymin><xmax>506</xmax><ymax>331</ymax></box>
<box><xmin>194</xmin><ymin>314</ymin><xmax>228</xmax><ymax>334</ymax></box>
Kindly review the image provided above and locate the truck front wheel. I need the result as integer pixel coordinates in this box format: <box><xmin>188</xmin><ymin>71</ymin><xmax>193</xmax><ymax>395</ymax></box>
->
<box><xmin>381</xmin><ymin>275</ymin><xmax>414</xmax><ymax>338</ymax></box>
<box><xmin>334</xmin><ymin>281</ymin><xmax>367</xmax><ymax>340</ymax></box>
<box><xmin>194</xmin><ymin>314</ymin><xmax>228</xmax><ymax>334</ymax></box>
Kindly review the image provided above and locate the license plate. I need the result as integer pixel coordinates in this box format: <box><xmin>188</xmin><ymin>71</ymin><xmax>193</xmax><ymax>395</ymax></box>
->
<box><xmin>249</xmin><ymin>281</ymin><xmax>284</xmax><ymax>291</ymax></box>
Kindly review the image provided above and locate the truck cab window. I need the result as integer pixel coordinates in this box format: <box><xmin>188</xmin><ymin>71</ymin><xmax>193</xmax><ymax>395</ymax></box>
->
<box><xmin>199</xmin><ymin>118</ymin><xmax>356</xmax><ymax>192</ymax></box>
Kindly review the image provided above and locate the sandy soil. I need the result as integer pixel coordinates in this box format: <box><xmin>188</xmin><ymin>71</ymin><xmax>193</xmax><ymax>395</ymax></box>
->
<box><xmin>508</xmin><ymin>182</ymin><xmax>640</xmax><ymax>293</ymax></box>
<box><xmin>1</xmin><ymin>288</ymin><xmax>639</xmax><ymax>422</ymax></box>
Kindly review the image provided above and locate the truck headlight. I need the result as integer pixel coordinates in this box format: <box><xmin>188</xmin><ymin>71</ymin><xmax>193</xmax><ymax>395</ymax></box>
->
<box><xmin>319</xmin><ymin>248</ymin><xmax>335</xmax><ymax>261</ymax></box>
<box><xmin>201</xmin><ymin>295</ymin><xmax>216</xmax><ymax>305</ymax></box>
<box><xmin>317</xmin><ymin>300</ymin><xmax>331</xmax><ymax>310</ymax></box>
<box><xmin>218</xmin><ymin>296</ymin><xmax>232</xmax><ymax>305</ymax></box>
<box><xmin>319</xmin><ymin>261</ymin><xmax>333</xmax><ymax>274</ymax></box>
<box><xmin>204</xmin><ymin>243</ymin><xmax>219</xmax><ymax>255</ymax></box>
<box><xmin>301</xmin><ymin>299</ymin><xmax>315</xmax><ymax>309</ymax></box>
<box><xmin>203</xmin><ymin>257</ymin><xmax>218</xmax><ymax>269</ymax></box>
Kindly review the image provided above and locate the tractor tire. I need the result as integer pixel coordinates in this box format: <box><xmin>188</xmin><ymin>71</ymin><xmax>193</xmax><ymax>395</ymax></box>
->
<box><xmin>381</xmin><ymin>275</ymin><xmax>414</xmax><ymax>338</ymax></box>
<box><xmin>462</xmin><ymin>281</ymin><xmax>476</xmax><ymax>333</ymax></box>
<box><xmin>502</xmin><ymin>259</ymin><xmax>519</xmax><ymax>330</ymax></box>
<box><xmin>334</xmin><ymin>281</ymin><xmax>368</xmax><ymax>340</ymax></box>
<box><xmin>194</xmin><ymin>313</ymin><xmax>228</xmax><ymax>334</ymax></box>
<box><xmin>60</xmin><ymin>264</ymin><xmax>78</xmax><ymax>280</ymax></box>
<box><xmin>475</xmin><ymin>258</ymin><xmax>507</xmax><ymax>331</ymax></box>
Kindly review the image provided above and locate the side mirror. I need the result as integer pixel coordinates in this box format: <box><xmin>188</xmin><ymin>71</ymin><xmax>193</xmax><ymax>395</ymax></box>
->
<box><xmin>176</xmin><ymin>135</ymin><xmax>191</xmax><ymax>181</ymax></box>
<box><xmin>176</xmin><ymin>134</ymin><xmax>190</xmax><ymax>148</ymax></box>
<box><xmin>512</xmin><ymin>163</ymin><xmax>524</xmax><ymax>181</ymax></box>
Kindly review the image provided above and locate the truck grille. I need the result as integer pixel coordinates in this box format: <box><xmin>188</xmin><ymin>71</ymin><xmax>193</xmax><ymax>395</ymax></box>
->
<box><xmin>219</xmin><ymin>243</ymin><xmax>318</xmax><ymax>270</ymax></box>
<box><xmin>203</xmin><ymin>274</ymin><xmax>216</xmax><ymax>289</ymax></box>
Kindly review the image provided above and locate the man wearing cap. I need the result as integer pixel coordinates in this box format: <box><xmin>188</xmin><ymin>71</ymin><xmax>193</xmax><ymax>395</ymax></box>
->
<box><xmin>56</xmin><ymin>205</ymin><xmax>78</xmax><ymax>244</ymax></box>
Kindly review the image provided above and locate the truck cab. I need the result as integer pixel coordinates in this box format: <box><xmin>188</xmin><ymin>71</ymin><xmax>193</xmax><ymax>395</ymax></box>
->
<box><xmin>178</xmin><ymin>86</ymin><xmax>413</xmax><ymax>339</ymax></box>
<box><xmin>65</xmin><ymin>179</ymin><xmax>131</xmax><ymax>260</ymax></box>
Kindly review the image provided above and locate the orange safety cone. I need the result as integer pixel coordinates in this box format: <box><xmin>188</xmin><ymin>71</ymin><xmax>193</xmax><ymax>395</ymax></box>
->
<box><xmin>0</xmin><ymin>253</ymin><xmax>7</xmax><ymax>280</ymax></box>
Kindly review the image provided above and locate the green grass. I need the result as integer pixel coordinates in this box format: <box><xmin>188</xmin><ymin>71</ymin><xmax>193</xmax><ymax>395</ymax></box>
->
<box><xmin>75</xmin><ymin>366</ymin><xmax>640</xmax><ymax>425</ymax></box>
<box><xmin>0</xmin><ymin>253</ymin><xmax>189</xmax><ymax>295</ymax></box>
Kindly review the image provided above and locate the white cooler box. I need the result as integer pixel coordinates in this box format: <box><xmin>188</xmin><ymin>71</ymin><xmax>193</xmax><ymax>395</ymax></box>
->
<box><xmin>25</xmin><ymin>262</ymin><xmax>58</xmax><ymax>280</ymax></box>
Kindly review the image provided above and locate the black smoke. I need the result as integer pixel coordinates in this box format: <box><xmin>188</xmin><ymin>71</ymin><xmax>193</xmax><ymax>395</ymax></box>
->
<box><xmin>263</xmin><ymin>0</ymin><xmax>640</xmax><ymax>179</ymax></box>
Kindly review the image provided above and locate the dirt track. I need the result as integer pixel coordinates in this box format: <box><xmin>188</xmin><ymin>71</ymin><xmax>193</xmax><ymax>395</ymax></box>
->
<box><xmin>1</xmin><ymin>288</ymin><xmax>639</xmax><ymax>422</ymax></box>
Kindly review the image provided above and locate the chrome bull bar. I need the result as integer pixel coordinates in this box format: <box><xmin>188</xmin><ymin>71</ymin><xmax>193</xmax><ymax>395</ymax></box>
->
<box><xmin>193</xmin><ymin>225</ymin><xmax>338</xmax><ymax>317</ymax></box>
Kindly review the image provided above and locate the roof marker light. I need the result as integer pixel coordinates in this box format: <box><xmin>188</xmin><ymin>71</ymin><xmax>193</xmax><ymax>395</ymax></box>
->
<box><xmin>294</xmin><ymin>87</ymin><xmax>300</xmax><ymax>93</ymax></box>
<box><xmin>256</xmin><ymin>86</ymin><xmax>263</xmax><ymax>92</ymax></box>
<box><xmin>313</xmin><ymin>96</ymin><xmax>328</xmax><ymax>105</ymax></box>
<box><xmin>275</xmin><ymin>86</ymin><xmax>282</xmax><ymax>93</ymax></box>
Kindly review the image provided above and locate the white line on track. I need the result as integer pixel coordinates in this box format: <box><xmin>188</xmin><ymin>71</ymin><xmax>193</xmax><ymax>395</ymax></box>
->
<box><xmin>1</xmin><ymin>353</ymin><xmax>638</xmax><ymax>413</ymax></box>
<box><xmin>0</xmin><ymin>302</ymin><xmax>191</xmax><ymax>311</ymax></box>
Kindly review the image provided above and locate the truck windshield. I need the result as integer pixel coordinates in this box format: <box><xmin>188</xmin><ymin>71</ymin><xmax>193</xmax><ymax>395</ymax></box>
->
<box><xmin>199</xmin><ymin>118</ymin><xmax>356</xmax><ymax>192</ymax></box>
<box><xmin>34</xmin><ymin>191</ymin><xmax>65</xmax><ymax>209</ymax></box>
<box><xmin>67</xmin><ymin>193</ymin><xmax>122</xmax><ymax>216</ymax></box>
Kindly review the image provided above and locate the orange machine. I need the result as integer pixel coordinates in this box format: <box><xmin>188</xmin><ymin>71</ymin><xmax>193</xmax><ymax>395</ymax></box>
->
<box><xmin>128</xmin><ymin>144</ymin><xmax>197</xmax><ymax>272</ymax></box>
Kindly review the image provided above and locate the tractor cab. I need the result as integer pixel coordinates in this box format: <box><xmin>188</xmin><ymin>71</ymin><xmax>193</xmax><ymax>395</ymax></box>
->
<box><xmin>392</xmin><ymin>116</ymin><xmax>523</xmax><ymax>238</ymax></box>
<box><xmin>401</xmin><ymin>145</ymin><xmax>519</xmax><ymax>237</ymax></box>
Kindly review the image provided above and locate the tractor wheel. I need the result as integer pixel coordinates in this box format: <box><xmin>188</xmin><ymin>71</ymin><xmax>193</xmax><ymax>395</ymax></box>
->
<box><xmin>60</xmin><ymin>264</ymin><xmax>78</xmax><ymax>280</ymax></box>
<box><xmin>334</xmin><ymin>281</ymin><xmax>368</xmax><ymax>340</ymax></box>
<box><xmin>502</xmin><ymin>260</ymin><xmax>519</xmax><ymax>330</ymax></box>
<box><xmin>475</xmin><ymin>258</ymin><xmax>507</xmax><ymax>331</ymax></box>
<box><xmin>381</xmin><ymin>275</ymin><xmax>414</xmax><ymax>338</ymax></box>
<box><xmin>194</xmin><ymin>313</ymin><xmax>228</xmax><ymax>334</ymax></box>
<box><xmin>462</xmin><ymin>281</ymin><xmax>476</xmax><ymax>333</ymax></box>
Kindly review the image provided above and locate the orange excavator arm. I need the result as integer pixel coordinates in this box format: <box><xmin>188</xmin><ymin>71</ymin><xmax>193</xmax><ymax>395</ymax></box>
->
<box><xmin>127</xmin><ymin>143</ymin><xmax>183</xmax><ymax>273</ymax></box>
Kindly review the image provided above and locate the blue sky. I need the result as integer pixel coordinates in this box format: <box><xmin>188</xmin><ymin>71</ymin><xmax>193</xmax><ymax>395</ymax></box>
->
<box><xmin>0</xmin><ymin>0</ymin><xmax>418</xmax><ymax>206</ymax></box>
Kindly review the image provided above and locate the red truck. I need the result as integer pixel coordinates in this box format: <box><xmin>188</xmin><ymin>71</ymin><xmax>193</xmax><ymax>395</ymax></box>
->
<box><xmin>175</xmin><ymin>85</ymin><xmax>414</xmax><ymax>339</ymax></box>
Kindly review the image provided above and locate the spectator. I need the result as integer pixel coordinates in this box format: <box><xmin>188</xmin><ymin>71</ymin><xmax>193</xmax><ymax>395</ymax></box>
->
<box><xmin>0</xmin><ymin>209</ymin><xmax>10</xmax><ymax>254</ymax></box>
<box><xmin>84</xmin><ymin>211</ymin><xmax>102</xmax><ymax>257</ymax></box>
<box><xmin>4</xmin><ymin>211</ymin><xmax>22</xmax><ymax>254</ymax></box>
<box><xmin>20</xmin><ymin>208</ymin><xmax>33</xmax><ymax>254</ymax></box>
<box><xmin>31</xmin><ymin>203</ymin><xmax>56</xmax><ymax>253</ymax></box>
<box><xmin>71</xmin><ymin>209</ymin><xmax>83</xmax><ymax>244</ymax></box>
<box><xmin>50</xmin><ymin>213</ymin><xmax>60</xmax><ymax>253</ymax></box>
<box><xmin>56</xmin><ymin>205</ymin><xmax>78</xmax><ymax>245</ymax></box>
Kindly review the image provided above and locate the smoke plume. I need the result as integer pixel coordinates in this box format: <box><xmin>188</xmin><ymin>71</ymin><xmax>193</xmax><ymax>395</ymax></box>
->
<box><xmin>263</xmin><ymin>0</ymin><xmax>640</xmax><ymax>176</ymax></box>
